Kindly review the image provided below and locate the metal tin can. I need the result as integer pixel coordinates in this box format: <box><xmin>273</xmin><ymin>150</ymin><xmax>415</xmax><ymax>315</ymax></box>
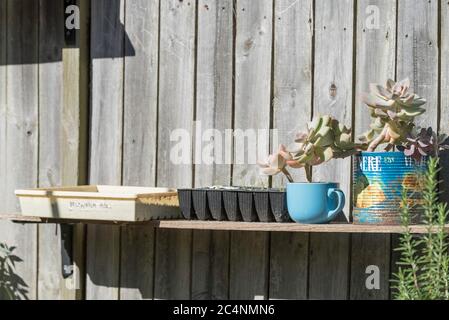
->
<box><xmin>353</xmin><ymin>152</ymin><xmax>427</xmax><ymax>225</ymax></box>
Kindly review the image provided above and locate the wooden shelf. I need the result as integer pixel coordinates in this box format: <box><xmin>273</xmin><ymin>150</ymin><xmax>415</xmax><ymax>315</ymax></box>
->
<box><xmin>1</xmin><ymin>214</ymin><xmax>448</xmax><ymax>234</ymax></box>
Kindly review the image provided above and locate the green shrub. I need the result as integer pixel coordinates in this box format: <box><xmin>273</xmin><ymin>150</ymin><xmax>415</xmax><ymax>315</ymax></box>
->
<box><xmin>392</xmin><ymin>157</ymin><xmax>449</xmax><ymax>300</ymax></box>
<box><xmin>0</xmin><ymin>243</ymin><xmax>29</xmax><ymax>300</ymax></box>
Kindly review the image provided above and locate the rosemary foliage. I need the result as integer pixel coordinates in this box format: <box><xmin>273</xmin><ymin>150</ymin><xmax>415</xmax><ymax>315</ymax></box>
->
<box><xmin>392</xmin><ymin>157</ymin><xmax>449</xmax><ymax>300</ymax></box>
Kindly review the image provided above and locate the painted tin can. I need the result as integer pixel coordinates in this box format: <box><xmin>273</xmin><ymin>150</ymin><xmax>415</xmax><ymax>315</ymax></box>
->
<box><xmin>353</xmin><ymin>152</ymin><xmax>427</xmax><ymax>225</ymax></box>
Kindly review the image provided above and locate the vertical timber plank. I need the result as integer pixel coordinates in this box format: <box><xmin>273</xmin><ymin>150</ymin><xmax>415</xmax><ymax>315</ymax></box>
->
<box><xmin>350</xmin><ymin>234</ymin><xmax>391</xmax><ymax>299</ymax></box>
<box><xmin>230</xmin><ymin>0</ymin><xmax>273</xmax><ymax>300</ymax></box>
<box><xmin>0</xmin><ymin>0</ymin><xmax>6</xmax><ymax>211</ymax></box>
<box><xmin>441</xmin><ymin>0</ymin><xmax>449</xmax><ymax>203</ymax></box>
<box><xmin>191</xmin><ymin>0</ymin><xmax>234</xmax><ymax>300</ymax></box>
<box><xmin>269</xmin><ymin>232</ymin><xmax>308</xmax><ymax>300</ymax></box>
<box><xmin>0</xmin><ymin>0</ymin><xmax>39</xmax><ymax>300</ymax></box>
<box><xmin>87</xmin><ymin>0</ymin><xmax>124</xmax><ymax>300</ymax></box>
<box><xmin>309</xmin><ymin>233</ymin><xmax>350</xmax><ymax>300</ymax></box>
<box><xmin>38</xmin><ymin>0</ymin><xmax>87</xmax><ymax>300</ymax></box>
<box><xmin>37</xmin><ymin>0</ymin><xmax>69</xmax><ymax>300</ymax></box>
<box><xmin>397</xmin><ymin>0</ymin><xmax>438</xmax><ymax>129</ymax></box>
<box><xmin>309</xmin><ymin>0</ymin><xmax>354</xmax><ymax>300</ymax></box>
<box><xmin>154</xmin><ymin>0</ymin><xmax>196</xmax><ymax>300</ymax></box>
<box><xmin>393</xmin><ymin>0</ymin><xmax>439</xmax><ymax>299</ymax></box>
<box><xmin>120</xmin><ymin>0</ymin><xmax>160</xmax><ymax>300</ymax></box>
<box><xmin>350</xmin><ymin>0</ymin><xmax>396</xmax><ymax>300</ymax></box>
<box><xmin>269</xmin><ymin>0</ymin><xmax>313</xmax><ymax>300</ymax></box>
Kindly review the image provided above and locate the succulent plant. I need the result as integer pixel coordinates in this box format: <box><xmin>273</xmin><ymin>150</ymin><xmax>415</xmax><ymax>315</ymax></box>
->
<box><xmin>359</xmin><ymin>78</ymin><xmax>426</xmax><ymax>152</ymax></box>
<box><xmin>258</xmin><ymin>145</ymin><xmax>293</xmax><ymax>182</ymax></box>
<box><xmin>258</xmin><ymin>115</ymin><xmax>362</xmax><ymax>182</ymax></box>
<box><xmin>397</xmin><ymin>127</ymin><xmax>449</xmax><ymax>161</ymax></box>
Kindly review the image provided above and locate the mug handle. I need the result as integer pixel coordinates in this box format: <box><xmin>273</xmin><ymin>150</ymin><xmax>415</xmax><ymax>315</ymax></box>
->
<box><xmin>327</xmin><ymin>188</ymin><xmax>345</xmax><ymax>221</ymax></box>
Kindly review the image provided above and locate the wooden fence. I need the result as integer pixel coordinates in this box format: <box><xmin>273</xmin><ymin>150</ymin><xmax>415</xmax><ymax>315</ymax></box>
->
<box><xmin>0</xmin><ymin>0</ymin><xmax>448</xmax><ymax>300</ymax></box>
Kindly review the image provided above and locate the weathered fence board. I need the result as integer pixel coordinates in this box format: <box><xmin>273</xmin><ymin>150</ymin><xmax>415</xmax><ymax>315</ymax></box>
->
<box><xmin>1</xmin><ymin>0</ymin><xmax>448</xmax><ymax>301</ymax></box>
<box><xmin>0</xmin><ymin>0</ymin><xmax>6</xmax><ymax>211</ymax></box>
<box><xmin>350</xmin><ymin>0</ymin><xmax>397</xmax><ymax>300</ymax></box>
<box><xmin>442</xmin><ymin>1</ymin><xmax>449</xmax><ymax>135</ymax></box>
<box><xmin>308</xmin><ymin>0</ymin><xmax>354</xmax><ymax>300</ymax></box>
<box><xmin>119</xmin><ymin>0</ymin><xmax>160</xmax><ymax>301</ymax></box>
<box><xmin>37</xmin><ymin>0</ymin><xmax>73</xmax><ymax>300</ymax></box>
<box><xmin>86</xmin><ymin>0</ymin><xmax>125</xmax><ymax>300</ymax></box>
<box><xmin>0</xmin><ymin>0</ymin><xmax>40</xmax><ymax>300</ymax></box>
<box><xmin>154</xmin><ymin>0</ymin><xmax>197</xmax><ymax>300</ymax></box>
<box><xmin>441</xmin><ymin>0</ymin><xmax>449</xmax><ymax>203</ymax></box>
<box><xmin>230</xmin><ymin>0</ymin><xmax>273</xmax><ymax>300</ymax></box>
<box><xmin>269</xmin><ymin>0</ymin><xmax>313</xmax><ymax>300</ymax></box>
<box><xmin>397</xmin><ymin>0</ymin><xmax>438</xmax><ymax>129</ymax></box>
<box><xmin>269</xmin><ymin>232</ymin><xmax>309</xmax><ymax>300</ymax></box>
<box><xmin>191</xmin><ymin>0</ymin><xmax>234</xmax><ymax>300</ymax></box>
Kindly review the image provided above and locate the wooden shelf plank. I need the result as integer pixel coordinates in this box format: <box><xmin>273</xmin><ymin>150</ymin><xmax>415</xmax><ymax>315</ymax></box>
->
<box><xmin>1</xmin><ymin>214</ymin><xmax>448</xmax><ymax>234</ymax></box>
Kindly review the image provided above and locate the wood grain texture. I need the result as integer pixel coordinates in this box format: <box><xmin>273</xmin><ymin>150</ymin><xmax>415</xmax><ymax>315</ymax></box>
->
<box><xmin>354</xmin><ymin>0</ymin><xmax>397</xmax><ymax>138</ymax></box>
<box><xmin>120</xmin><ymin>226</ymin><xmax>155</xmax><ymax>300</ymax></box>
<box><xmin>308</xmin><ymin>0</ymin><xmax>354</xmax><ymax>300</ymax></box>
<box><xmin>191</xmin><ymin>230</ymin><xmax>230</xmax><ymax>300</ymax></box>
<box><xmin>191</xmin><ymin>0</ymin><xmax>234</xmax><ymax>301</ymax></box>
<box><xmin>154</xmin><ymin>229</ymin><xmax>192</xmax><ymax>300</ymax></box>
<box><xmin>0</xmin><ymin>0</ymin><xmax>6</xmax><ymax>209</ymax></box>
<box><xmin>441</xmin><ymin>1</ymin><xmax>449</xmax><ymax>137</ymax></box>
<box><xmin>38</xmin><ymin>0</ymin><xmax>84</xmax><ymax>300</ymax></box>
<box><xmin>195</xmin><ymin>0</ymin><xmax>233</xmax><ymax>187</ymax></box>
<box><xmin>397</xmin><ymin>0</ymin><xmax>438</xmax><ymax>128</ymax></box>
<box><xmin>154</xmin><ymin>0</ymin><xmax>197</xmax><ymax>300</ymax></box>
<box><xmin>441</xmin><ymin>0</ymin><xmax>449</xmax><ymax>204</ymax></box>
<box><xmin>313</xmin><ymin>0</ymin><xmax>354</xmax><ymax>219</ymax></box>
<box><xmin>86</xmin><ymin>0</ymin><xmax>125</xmax><ymax>300</ymax></box>
<box><xmin>233</xmin><ymin>0</ymin><xmax>273</xmax><ymax>187</ymax></box>
<box><xmin>273</xmin><ymin>0</ymin><xmax>313</xmax><ymax>184</ymax></box>
<box><xmin>0</xmin><ymin>0</ymin><xmax>39</xmax><ymax>300</ymax></box>
<box><xmin>229</xmin><ymin>0</ymin><xmax>273</xmax><ymax>301</ymax></box>
<box><xmin>3</xmin><ymin>217</ymin><xmax>448</xmax><ymax>234</ymax></box>
<box><xmin>230</xmin><ymin>231</ymin><xmax>270</xmax><ymax>300</ymax></box>
<box><xmin>120</xmin><ymin>0</ymin><xmax>160</xmax><ymax>300</ymax></box>
<box><xmin>350</xmin><ymin>234</ymin><xmax>391</xmax><ymax>300</ymax></box>
<box><xmin>269</xmin><ymin>0</ymin><xmax>313</xmax><ymax>300</ymax></box>
<box><xmin>123</xmin><ymin>0</ymin><xmax>159</xmax><ymax>186</ymax></box>
<box><xmin>351</xmin><ymin>0</ymin><xmax>397</xmax><ymax>300</ymax></box>
<box><xmin>269</xmin><ymin>232</ymin><xmax>308</xmax><ymax>300</ymax></box>
<box><xmin>309</xmin><ymin>233</ymin><xmax>350</xmax><ymax>300</ymax></box>
<box><xmin>157</xmin><ymin>0</ymin><xmax>196</xmax><ymax>189</ymax></box>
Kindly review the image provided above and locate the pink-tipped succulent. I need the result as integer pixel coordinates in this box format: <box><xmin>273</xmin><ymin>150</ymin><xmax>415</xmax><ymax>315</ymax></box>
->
<box><xmin>398</xmin><ymin>127</ymin><xmax>449</xmax><ymax>162</ymax></box>
<box><xmin>359</xmin><ymin>78</ymin><xmax>426</xmax><ymax>152</ymax></box>
<box><xmin>258</xmin><ymin>115</ymin><xmax>362</xmax><ymax>182</ymax></box>
<box><xmin>258</xmin><ymin>145</ymin><xmax>294</xmax><ymax>182</ymax></box>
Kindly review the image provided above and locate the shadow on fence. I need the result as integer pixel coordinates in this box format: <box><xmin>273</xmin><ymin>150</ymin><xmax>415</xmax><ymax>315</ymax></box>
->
<box><xmin>0</xmin><ymin>0</ymin><xmax>135</xmax><ymax>66</ymax></box>
<box><xmin>0</xmin><ymin>243</ymin><xmax>29</xmax><ymax>300</ymax></box>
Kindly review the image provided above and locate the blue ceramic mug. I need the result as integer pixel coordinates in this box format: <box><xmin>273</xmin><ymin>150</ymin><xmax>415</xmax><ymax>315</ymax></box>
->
<box><xmin>287</xmin><ymin>183</ymin><xmax>345</xmax><ymax>224</ymax></box>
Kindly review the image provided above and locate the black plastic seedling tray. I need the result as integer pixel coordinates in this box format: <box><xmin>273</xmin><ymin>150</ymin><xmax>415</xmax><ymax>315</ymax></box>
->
<box><xmin>177</xmin><ymin>187</ymin><xmax>290</xmax><ymax>222</ymax></box>
<box><xmin>268</xmin><ymin>190</ymin><xmax>291</xmax><ymax>223</ymax></box>
<box><xmin>222</xmin><ymin>190</ymin><xmax>242</xmax><ymax>221</ymax></box>
<box><xmin>192</xmin><ymin>189</ymin><xmax>212</xmax><ymax>220</ymax></box>
<box><xmin>238</xmin><ymin>190</ymin><xmax>258</xmax><ymax>222</ymax></box>
<box><xmin>177</xmin><ymin>189</ymin><xmax>196</xmax><ymax>220</ymax></box>
<box><xmin>253</xmin><ymin>191</ymin><xmax>275</xmax><ymax>222</ymax></box>
<box><xmin>207</xmin><ymin>189</ymin><xmax>227</xmax><ymax>221</ymax></box>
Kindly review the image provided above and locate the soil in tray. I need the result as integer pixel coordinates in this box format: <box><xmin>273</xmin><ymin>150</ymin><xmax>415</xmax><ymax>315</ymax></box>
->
<box><xmin>192</xmin><ymin>189</ymin><xmax>212</xmax><ymax>220</ymax></box>
<box><xmin>177</xmin><ymin>189</ymin><xmax>196</xmax><ymax>220</ymax></box>
<box><xmin>207</xmin><ymin>190</ymin><xmax>227</xmax><ymax>221</ymax></box>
